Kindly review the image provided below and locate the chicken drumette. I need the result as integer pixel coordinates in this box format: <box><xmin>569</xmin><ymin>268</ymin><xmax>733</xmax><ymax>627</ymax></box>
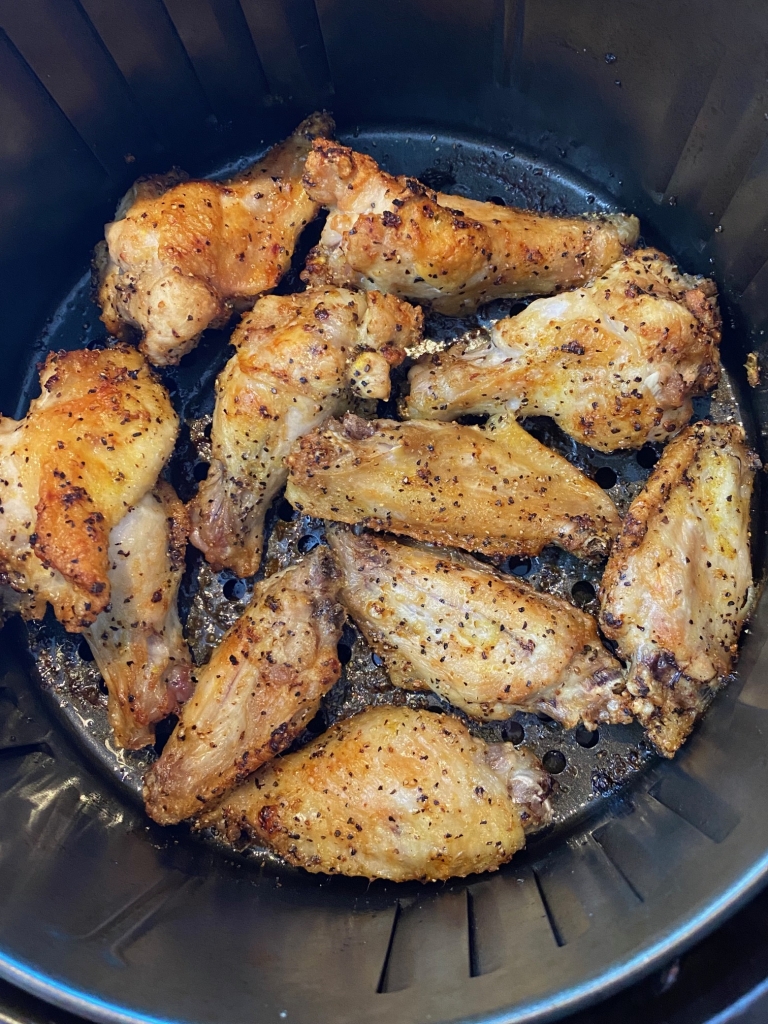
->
<box><xmin>97</xmin><ymin>112</ymin><xmax>334</xmax><ymax>365</ymax></box>
<box><xmin>301</xmin><ymin>138</ymin><xmax>639</xmax><ymax>314</ymax></box>
<box><xmin>406</xmin><ymin>250</ymin><xmax>721</xmax><ymax>452</ymax></box>
<box><xmin>190</xmin><ymin>287</ymin><xmax>420</xmax><ymax>577</ymax></box>
<box><xmin>600</xmin><ymin>421</ymin><xmax>759</xmax><ymax>756</ymax></box>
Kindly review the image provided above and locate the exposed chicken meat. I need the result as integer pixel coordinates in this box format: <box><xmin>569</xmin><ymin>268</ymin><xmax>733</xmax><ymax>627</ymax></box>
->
<box><xmin>0</xmin><ymin>345</ymin><xmax>177</xmax><ymax>630</ymax></box>
<box><xmin>328</xmin><ymin>527</ymin><xmax>628</xmax><ymax>728</ymax></box>
<box><xmin>600</xmin><ymin>421</ymin><xmax>759</xmax><ymax>756</ymax></box>
<box><xmin>406</xmin><ymin>250</ymin><xmax>721</xmax><ymax>452</ymax></box>
<box><xmin>190</xmin><ymin>287</ymin><xmax>420</xmax><ymax>577</ymax></box>
<box><xmin>96</xmin><ymin>112</ymin><xmax>334</xmax><ymax>366</ymax></box>
<box><xmin>301</xmin><ymin>138</ymin><xmax>639</xmax><ymax>314</ymax></box>
<box><xmin>82</xmin><ymin>483</ymin><xmax>192</xmax><ymax>750</ymax></box>
<box><xmin>201</xmin><ymin>705</ymin><xmax>552</xmax><ymax>882</ymax></box>
<box><xmin>143</xmin><ymin>548</ymin><xmax>344</xmax><ymax>825</ymax></box>
<box><xmin>285</xmin><ymin>413</ymin><xmax>620</xmax><ymax>561</ymax></box>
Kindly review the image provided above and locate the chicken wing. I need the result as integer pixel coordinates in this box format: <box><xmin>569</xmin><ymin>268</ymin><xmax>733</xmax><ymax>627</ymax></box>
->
<box><xmin>328</xmin><ymin>527</ymin><xmax>628</xmax><ymax>728</ymax></box>
<box><xmin>406</xmin><ymin>250</ymin><xmax>721</xmax><ymax>451</ymax></box>
<box><xmin>97</xmin><ymin>112</ymin><xmax>335</xmax><ymax>366</ymax></box>
<box><xmin>0</xmin><ymin>345</ymin><xmax>177</xmax><ymax>630</ymax></box>
<box><xmin>301</xmin><ymin>138</ymin><xmax>639</xmax><ymax>314</ymax></box>
<box><xmin>600</xmin><ymin>421</ymin><xmax>759</xmax><ymax>756</ymax></box>
<box><xmin>285</xmin><ymin>413</ymin><xmax>621</xmax><ymax>560</ymax></box>
<box><xmin>201</xmin><ymin>705</ymin><xmax>552</xmax><ymax>882</ymax></box>
<box><xmin>81</xmin><ymin>483</ymin><xmax>192</xmax><ymax>750</ymax></box>
<box><xmin>190</xmin><ymin>288</ymin><xmax>421</xmax><ymax>577</ymax></box>
<box><xmin>143</xmin><ymin>548</ymin><xmax>344</xmax><ymax>825</ymax></box>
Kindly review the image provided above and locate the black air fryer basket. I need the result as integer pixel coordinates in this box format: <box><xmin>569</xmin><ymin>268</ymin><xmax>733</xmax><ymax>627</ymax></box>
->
<box><xmin>2</xmin><ymin>2</ymin><xmax>768</xmax><ymax>1023</ymax></box>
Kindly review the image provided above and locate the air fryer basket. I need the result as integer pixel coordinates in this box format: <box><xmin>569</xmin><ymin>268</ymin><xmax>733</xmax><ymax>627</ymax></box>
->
<box><xmin>2</xmin><ymin>3</ymin><xmax>768</xmax><ymax>1023</ymax></box>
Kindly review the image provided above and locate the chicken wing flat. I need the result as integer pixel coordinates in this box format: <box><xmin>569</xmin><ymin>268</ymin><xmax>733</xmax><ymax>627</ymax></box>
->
<box><xmin>143</xmin><ymin>548</ymin><xmax>344</xmax><ymax>825</ymax></box>
<box><xmin>0</xmin><ymin>345</ymin><xmax>177</xmax><ymax>630</ymax></box>
<box><xmin>190</xmin><ymin>288</ymin><xmax>421</xmax><ymax>577</ymax></box>
<box><xmin>286</xmin><ymin>413</ymin><xmax>621</xmax><ymax>560</ymax></box>
<box><xmin>300</xmin><ymin>138</ymin><xmax>639</xmax><ymax>314</ymax></box>
<box><xmin>328</xmin><ymin>527</ymin><xmax>628</xmax><ymax>728</ymax></box>
<box><xmin>406</xmin><ymin>250</ymin><xmax>721</xmax><ymax>452</ymax></box>
<box><xmin>600</xmin><ymin>421</ymin><xmax>759</xmax><ymax>756</ymax></box>
<box><xmin>82</xmin><ymin>483</ymin><xmax>192</xmax><ymax>750</ymax></box>
<box><xmin>97</xmin><ymin>112</ymin><xmax>334</xmax><ymax>366</ymax></box>
<box><xmin>201</xmin><ymin>706</ymin><xmax>552</xmax><ymax>882</ymax></box>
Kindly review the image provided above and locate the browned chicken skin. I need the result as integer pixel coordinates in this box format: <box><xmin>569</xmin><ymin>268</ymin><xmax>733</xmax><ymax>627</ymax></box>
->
<box><xmin>82</xmin><ymin>483</ymin><xmax>192</xmax><ymax>750</ymax></box>
<box><xmin>143</xmin><ymin>549</ymin><xmax>344</xmax><ymax>825</ymax></box>
<box><xmin>600</xmin><ymin>421</ymin><xmax>759</xmax><ymax>756</ymax></box>
<box><xmin>190</xmin><ymin>287</ymin><xmax>420</xmax><ymax>577</ymax></box>
<box><xmin>301</xmin><ymin>138</ymin><xmax>639</xmax><ymax>314</ymax></box>
<box><xmin>406</xmin><ymin>250</ymin><xmax>721</xmax><ymax>451</ymax></box>
<box><xmin>0</xmin><ymin>346</ymin><xmax>177</xmax><ymax>630</ymax></box>
<box><xmin>286</xmin><ymin>412</ymin><xmax>621</xmax><ymax>561</ymax></box>
<box><xmin>202</xmin><ymin>705</ymin><xmax>552</xmax><ymax>882</ymax></box>
<box><xmin>328</xmin><ymin>527</ymin><xmax>628</xmax><ymax>728</ymax></box>
<box><xmin>97</xmin><ymin>112</ymin><xmax>334</xmax><ymax>366</ymax></box>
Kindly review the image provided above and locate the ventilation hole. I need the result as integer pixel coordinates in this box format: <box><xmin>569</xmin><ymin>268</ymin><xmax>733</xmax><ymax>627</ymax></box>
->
<box><xmin>457</xmin><ymin>413</ymin><xmax>489</xmax><ymax>427</ymax></box>
<box><xmin>222</xmin><ymin>577</ymin><xmax>247</xmax><ymax>601</ymax></box>
<box><xmin>500</xmin><ymin>720</ymin><xmax>524</xmax><ymax>744</ymax></box>
<box><xmin>371</xmin><ymin>652</ymin><xmax>384</xmax><ymax>667</ymax></box>
<box><xmin>486</xmin><ymin>195</ymin><xmax>507</xmax><ymax>206</ymax></box>
<box><xmin>506</xmin><ymin>556</ymin><xmax>532</xmax><ymax>577</ymax></box>
<box><xmin>203</xmin><ymin>421</ymin><xmax>213</xmax><ymax>439</ymax></box>
<box><xmin>98</xmin><ymin>679</ymin><xmax>108</xmax><ymax>696</ymax></box>
<box><xmin>574</xmin><ymin>724</ymin><xmax>599</xmax><ymax>748</ymax></box>
<box><xmin>537</xmin><ymin>712</ymin><xmax>556</xmax><ymax>724</ymax></box>
<box><xmin>78</xmin><ymin>638</ymin><xmax>95</xmax><ymax>662</ymax></box>
<box><xmin>637</xmin><ymin>443</ymin><xmax>660</xmax><ymax>469</ymax></box>
<box><xmin>594</xmin><ymin>466</ymin><xmax>617</xmax><ymax>489</ymax></box>
<box><xmin>542</xmin><ymin>750</ymin><xmax>567</xmax><ymax>774</ymax></box>
<box><xmin>571</xmin><ymin>580</ymin><xmax>596</xmax><ymax>606</ymax></box>
<box><xmin>298</xmin><ymin>534</ymin><xmax>320</xmax><ymax>554</ymax></box>
<box><xmin>153</xmin><ymin>714</ymin><xmax>178</xmax><ymax>756</ymax></box>
<box><xmin>337</xmin><ymin>642</ymin><xmax>353</xmax><ymax>665</ymax></box>
<box><xmin>303</xmin><ymin>711</ymin><xmax>327</xmax><ymax>737</ymax></box>
<box><xmin>277</xmin><ymin>497</ymin><xmax>296</xmax><ymax>521</ymax></box>
<box><xmin>193</xmin><ymin>461</ymin><xmax>210</xmax><ymax>482</ymax></box>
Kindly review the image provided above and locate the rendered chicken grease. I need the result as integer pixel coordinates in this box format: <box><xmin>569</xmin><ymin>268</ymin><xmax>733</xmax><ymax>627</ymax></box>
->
<box><xmin>6</xmin><ymin>113</ymin><xmax>758</xmax><ymax>884</ymax></box>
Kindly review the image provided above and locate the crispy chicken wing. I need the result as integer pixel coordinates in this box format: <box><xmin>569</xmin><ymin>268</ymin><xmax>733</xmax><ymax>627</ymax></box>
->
<box><xmin>328</xmin><ymin>527</ymin><xmax>628</xmax><ymax>728</ymax></box>
<box><xmin>143</xmin><ymin>548</ymin><xmax>344</xmax><ymax>825</ymax></box>
<box><xmin>190</xmin><ymin>288</ymin><xmax>421</xmax><ymax>577</ymax></box>
<box><xmin>406</xmin><ymin>250</ymin><xmax>721</xmax><ymax>452</ymax></box>
<box><xmin>286</xmin><ymin>413</ymin><xmax>620</xmax><ymax>561</ymax></box>
<box><xmin>97</xmin><ymin>112</ymin><xmax>334</xmax><ymax>366</ymax></box>
<box><xmin>82</xmin><ymin>483</ymin><xmax>192</xmax><ymax>750</ymax></box>
<box><xmin>0</xmin><ymin>345</ymin><xmax>177</xmax><ymax>630</ymax></box>
<box><xmin>301</xmin><ymin>138</ymin><xmax>639</xmax><ymax>314</ymax></box>
<box><xmin>600</xmin><ymin>421</ymin><xmax>759</xmax><ymax>756</ymax></box>
<box><xmin>202</xmin><ymin>706</ymin><xmax>552</xmax><ymax>882</ymax></box>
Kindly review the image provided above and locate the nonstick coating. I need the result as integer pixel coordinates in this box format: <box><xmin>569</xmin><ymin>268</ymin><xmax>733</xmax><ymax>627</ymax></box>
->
<box><xmin>1</xmin><ymin>122</ymin><xmax>767</xmax><ymax>1024</ymax></box>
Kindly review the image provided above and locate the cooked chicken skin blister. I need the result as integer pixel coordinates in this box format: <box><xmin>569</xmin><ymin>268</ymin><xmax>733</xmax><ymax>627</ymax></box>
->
<box><xmin>600</xmin><ymin>421</ymin><xmax>759</xmax><ymax>756</ymax></box>
<box><xmin>406</xmin><ymin>250</ymin><xmax>721</xmax><ymax>452</ymax></box>
<box><xmin>0</xmin><ymin>345</ymin><xmax>178</xmax><ymax>630</ymax></box>
<box><xmin>143</xmin><ymin>548</ymin><xmax>344</xmax><ymax>825</ymax></box>
<box><xmin>328</xmin><ymin>527</ymin><xmax>628</xmax><ymax>729</ymax></box>
<box><xmin>286</xmin><ymin>412</ymin><xmax>620</xmax><ymax>561</ymax></box>
<box><xmin>301</xmin><ymin>138</ymin><xmax>639</xmax><ymax>313</ymax></box>
<box><xmin>190</xmin><ymin>287</ymin><xmax>421</xmax><ymax>577</ymax></box>
<box><xmin>97</xmin><ymin>112</ymin><xmax>335</xmax><ymax>365</ymax></box>
<box><xmin>82</xmin><ymin>483</ymin><xmax>192</xmax><ymax>751</ymax></box>
<box><xmin>201</xmin><ymin>705</ymin><xmax>552</xmax><ymax>882</ymax></box>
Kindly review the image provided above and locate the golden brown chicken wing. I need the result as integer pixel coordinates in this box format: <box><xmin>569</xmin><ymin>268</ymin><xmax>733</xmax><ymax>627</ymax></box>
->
<box><xmin>300</xmin><ymin>138</ymin><xmax>639</xmax><ymax>314</ymax></box>
<box><xmin>189</xmin><ymin>287</ymin><xmax>421</xmax><ymax>577</ymax></box>
<box><xmin>406</xmin><ymin>250</ymin><xmax>721</xmax><ymax>452</ymax></box>
<box><xmin>202</xmin><ymin>705</ymin><xmax>552</xmax><ymax>882</ymax></box>
<box><xmin>285</xmin><ymin>413</ymin><xmax>620</xmax><ymax>561</ymax></box>
<box><xmin>328</xmin><ymin>527</ymin><xmax>628</xmax><ymax>728</ymax></box>
<box><xmin>0</xmin><ymin>345</ymin><xmax>177</xmax><ymax>630</ymax></box>
<box><xmin>97</xmin><ymin>112</ymin><xmax>335</xmax><ymax>366</ymax></box>
<box><xmin>600</xmin><ymin>421</ymin><xmax>759</xmax><ymax>756</ymax></box>
<box><xmin>143</xmin><ymin>548</ymin><xmax>344</xmax><ymax>825</ymax></box>
<box><xmin>82</xmin><ymin>483</ymin><xmax>192</xmax><ymax>750</ymax></box>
